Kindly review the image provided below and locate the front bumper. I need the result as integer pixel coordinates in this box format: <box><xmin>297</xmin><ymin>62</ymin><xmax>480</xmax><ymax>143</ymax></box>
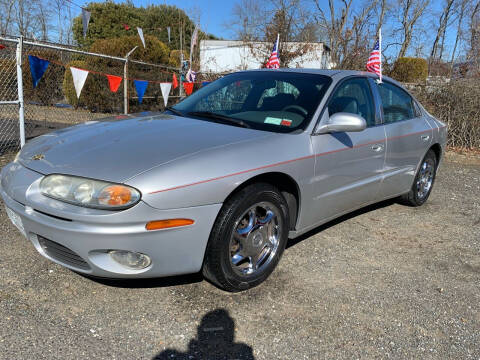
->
<box><xmin>0</xmin><ymin>162</ymin><xmax>222</xmax><ymax>278</ymax></box>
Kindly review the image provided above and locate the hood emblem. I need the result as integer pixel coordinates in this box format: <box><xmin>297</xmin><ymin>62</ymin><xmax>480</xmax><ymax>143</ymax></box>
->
<box><xmin>32</xmin><ymin>154</ymin><xmax>45</xmax><ymax>161</ymax></box>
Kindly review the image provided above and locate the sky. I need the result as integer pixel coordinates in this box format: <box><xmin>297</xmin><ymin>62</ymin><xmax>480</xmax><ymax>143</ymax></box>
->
<box><xmin>60</xmin><ymin>0</ymin><xmax>463</xmax><ymax>60</ymax></box>
<box><xmin>129</xmin><ymin>0</ymin><xmax>235</xmax><ymax>38</ymax></box>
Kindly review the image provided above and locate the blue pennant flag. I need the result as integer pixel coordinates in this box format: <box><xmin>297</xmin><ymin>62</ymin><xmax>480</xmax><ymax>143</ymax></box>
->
<box><xmin>28</xmin><ymin>55</ymin><xmax>50</xmax><ymax>88</ymax></box>
<box><xmin>134</xmin><ymin>80</ymin><xmax>148</xmax><ymax>104</ymax></box>
<box><xmin>201</xmin><ymin>81</ymin><xmax>211</xmax><ymax>87</ymax></box>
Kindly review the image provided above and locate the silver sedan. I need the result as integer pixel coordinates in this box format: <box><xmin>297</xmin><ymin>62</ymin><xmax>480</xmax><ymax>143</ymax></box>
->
<box><xmin>0</xmin><ymin>69</ymin><xmax>447</xmax><ymax>291</ymax></box>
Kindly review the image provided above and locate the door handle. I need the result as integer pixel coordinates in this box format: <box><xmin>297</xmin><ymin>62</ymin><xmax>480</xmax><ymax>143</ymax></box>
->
<box><xmin>421</xmin><ymin>135</ymin><xmax>430</xmax><ymax>141</ymax></box>
<box><xmin>371</xmin><ymin>144</ymin><xmax>384</xmax><ymax>152</ymax></box>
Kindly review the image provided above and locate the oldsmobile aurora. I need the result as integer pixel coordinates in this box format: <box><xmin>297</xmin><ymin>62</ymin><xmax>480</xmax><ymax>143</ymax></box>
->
<box><xmin>1</xmin><ymin>69</ymin><xmax>447</xmax><ymax>292</ymax></box>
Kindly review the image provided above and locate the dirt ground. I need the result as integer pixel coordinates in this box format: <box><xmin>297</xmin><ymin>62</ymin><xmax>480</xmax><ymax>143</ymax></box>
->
<box><xmin>0</xmin><ymin>151</ymin><xmax>479</xmax><ymax>359</ymax></box>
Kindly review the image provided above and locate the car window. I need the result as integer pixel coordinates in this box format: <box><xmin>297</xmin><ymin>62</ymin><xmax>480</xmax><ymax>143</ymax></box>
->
<box><xmin>172</xmin><ymin>72</ymin><xmax>332</xmax><ymax>133</ymax></box>
<box><xmin>377</xmin><ymin>81</ymin><xmax>416</xmax><ymax>123</ymax></box>
<box><xmin>327</xmin><ymin>78</ymin><xmax>375</xmax><ymax>127</ymax></box>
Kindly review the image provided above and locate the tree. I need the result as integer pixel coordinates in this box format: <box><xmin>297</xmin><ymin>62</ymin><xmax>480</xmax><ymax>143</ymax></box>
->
<box><xmin>396</xmin><ymin>0</ymin><xmax>429</xmax><ymax>59</ymax></box>
<box><xmin>229</xmin><ymin>0</ymin><xmax>320</xmax><ymax>68</ymax></box>
<box><xmin>430</xmin><ymin>0</ymin><xmax>455</xmax><ymax>61</ymax></box>
<box><xmin>312</xmin><ymin>0</ymin><xmax>387</xmax><ymax>69</ymax></box>
<box><xmin>71</xmin><ymin>2</ymin><xmax>211</xmax><ymax>53</ymax></box>
<box><xmin>469</xmin><ymin>1</ymin><xmax>480</xmax><ymax>66</ymax></box>
<box><xmin>449</xmin><ymin>0</ymin><xmax>468</xmax><ymax>76</ymax></box>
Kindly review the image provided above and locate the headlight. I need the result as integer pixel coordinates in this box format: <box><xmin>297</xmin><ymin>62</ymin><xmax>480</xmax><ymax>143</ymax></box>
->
<box><xmin>40</xmin><ymin>174</ymin><xmax>141</xmax><ymax>209</ymax></box>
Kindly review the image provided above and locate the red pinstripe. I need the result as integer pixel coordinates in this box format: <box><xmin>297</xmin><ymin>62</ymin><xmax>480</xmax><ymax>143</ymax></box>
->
<box><xmin>148</xmin><ymin>128</ymin><xmax>440</xmax><ymax>195</ymax></box>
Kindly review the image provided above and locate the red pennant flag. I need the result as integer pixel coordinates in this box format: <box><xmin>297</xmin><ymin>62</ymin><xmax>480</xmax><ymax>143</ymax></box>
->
<box><xmin>172</xmin><ymin>73</ymin><xmax>178</xmax><ymax>89</ymax></box>
<box><xmin>123</xmin><ymin>24</ymin><xmax>130</xmax><ymax>30</ymax></box>
<box><xmin>106</xmin><ymin>74</ymin><xmax>122</xmax><ymax>93</ymax></box>
<box><xmin>183</xmin><ymin>82</ymin><xmax>194</xmax><ymax>96</ymax></box>
<box><xmin>0</xmin><ymin>44</ymin><xmax>5</xmax><ymax>50</ymax></box>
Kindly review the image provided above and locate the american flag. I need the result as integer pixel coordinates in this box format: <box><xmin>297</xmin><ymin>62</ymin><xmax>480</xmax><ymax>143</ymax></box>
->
<box><xmin>366</xmin><ymin>39</ymin><xmax>381</xmax><ymax>76</ymax></box>
<box><xmin>266</xmin><ymin>34</ymin><xmax>280</xmax><ymax>69</ymax></box>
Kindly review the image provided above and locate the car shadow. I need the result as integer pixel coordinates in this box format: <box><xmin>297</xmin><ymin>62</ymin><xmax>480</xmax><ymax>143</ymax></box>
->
<box><xmin>152</xmin><ymin>308</ymin><xmax>255</xmax><ymax>360</ymax></box>
<box><xmin>287</xmin><ymin>198</ymin><xmax>396</xmax><ymax>249</ymax></box>
<box><xmin>78</xmin><ymin>271</ymin><xmax>204</xmax><ymax>289</ymax></box>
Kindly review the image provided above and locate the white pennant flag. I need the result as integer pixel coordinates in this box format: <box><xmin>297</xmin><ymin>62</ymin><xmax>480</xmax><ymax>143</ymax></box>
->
<box><xmin>137</xmin><ymin>27</ymin><xmax>145</xmax><ymax>48</ymax></box>
<box><xmin>70</xmin><ymin>67</ymin><xmax>89</xmax><ymax>99</ymax></box>
<box><xmin>160</xmin><ymin>82</ymin><xmax>172</xmax><ymax>107</ymax></box>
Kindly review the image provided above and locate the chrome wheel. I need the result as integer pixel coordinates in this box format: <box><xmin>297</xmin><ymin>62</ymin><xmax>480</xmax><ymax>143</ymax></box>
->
<box><xmin>416</xmin><ymin>158</ymin><xmax>435</xmax><ymax>199</ymax></box>
<box><xmin>229</xmin><ymin>201</ymin><xmax>282</xmax><ymax>276</ymax></box>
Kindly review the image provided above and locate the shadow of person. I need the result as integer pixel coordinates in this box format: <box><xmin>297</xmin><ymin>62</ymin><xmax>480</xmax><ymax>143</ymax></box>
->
<box><xmin>153</xmin><ymin>308</ymin><xmax>254</xmax><ymax>360</ymax></box>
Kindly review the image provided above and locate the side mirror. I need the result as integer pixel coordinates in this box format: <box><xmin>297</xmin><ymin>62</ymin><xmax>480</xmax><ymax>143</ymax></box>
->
<box><xmin>316</xmin><ymin>112</ymin><xmax>367</xmax><ymax>134</ymax></box>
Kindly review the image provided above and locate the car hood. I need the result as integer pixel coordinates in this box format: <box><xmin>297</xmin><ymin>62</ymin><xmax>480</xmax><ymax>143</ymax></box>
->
<box><xmin>18</xmin><ymin>113</ymin><xmax>272</xmax><ymax>183</ymax></box>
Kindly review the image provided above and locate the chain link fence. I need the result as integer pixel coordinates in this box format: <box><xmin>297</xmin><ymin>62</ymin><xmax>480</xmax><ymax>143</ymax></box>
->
<box><xmin>0</xmin><ymin>36</ymin><xmax>182</xmax><ymax>156</ymax></box>
<box><xmin>0</xmin><ymin>41</ymin><xmax>23</xmax><ymax>152</ymax></box>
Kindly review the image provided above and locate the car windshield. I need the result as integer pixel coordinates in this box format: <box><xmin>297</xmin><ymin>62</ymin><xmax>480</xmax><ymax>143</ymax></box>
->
<box><xmin>170</xmin><ymin>71</ymin><xmax>332</xmax><ymax>133</ymax></box>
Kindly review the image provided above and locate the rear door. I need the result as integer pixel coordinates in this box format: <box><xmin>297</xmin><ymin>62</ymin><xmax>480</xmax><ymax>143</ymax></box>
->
<box><xmin>372</xmin><ymin>81</ymin><xmax>433</xmax><ymax>198</ymax></box>
<box><xmin>306</xmin><ymin>77</ymin><xmax>386</xmax><ymax>227</ymax></box>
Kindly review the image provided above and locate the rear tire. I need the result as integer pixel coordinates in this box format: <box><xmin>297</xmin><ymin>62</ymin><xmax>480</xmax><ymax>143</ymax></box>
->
<box><xmin>399</xmin><ymin>149</ymin><xmax>437</xmax><ymax>207</ymax></box>
<box><xmin>202</xmin><ymin>183</ymin><xmax>289</xmax><ymax>292</ymax></box>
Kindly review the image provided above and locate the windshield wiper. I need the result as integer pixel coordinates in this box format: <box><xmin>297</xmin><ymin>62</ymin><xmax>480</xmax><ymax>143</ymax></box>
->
<box><xmin>165</xmin><ymin>106</ymin><xmax>184</xmax><ymax>117</ymax></box>
<box><xmin>187</xmin><ymin>111</ymin><xmax>251</xmax><ymax>129</ymax></box>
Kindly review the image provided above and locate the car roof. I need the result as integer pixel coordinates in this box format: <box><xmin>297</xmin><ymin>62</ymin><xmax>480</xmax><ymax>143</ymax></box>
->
<box><xmin>236</xmin><ymin>68</ymin><xmax>403</xmax><ymax>88</ymax></box>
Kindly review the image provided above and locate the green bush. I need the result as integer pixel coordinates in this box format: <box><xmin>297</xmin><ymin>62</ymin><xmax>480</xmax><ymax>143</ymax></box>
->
<box><xmin>63</xmin><ymin>59</ymin><xmax>123</xmax><ymax>113</ymax></box>
<box><xmin>391</xmin><ymin>57</ymin><xmax>428</xmax><ymax>83</ymax></box>
<box><xmin>168</xmin><ymin>49</ymin><xmax>189</xmax><ymax>67</ymax></box>
<box><xmin>409</xmin><ymin>80</ymin><xmax>480</xmax><ymax>149</ymax></box>
<box><xmin>88</xmin><ymin>35</ymin><xmax>170</xmax><ymax>63</ymax></box>
<box><xmin>0</xmin><ymin>59</ymin><xmax>17</xmax><ymax>101</ymax></box>
<box><xmin>63</xmin><ymin>35</ymin><xmax>171</xmax><ymax>113</ymax></box>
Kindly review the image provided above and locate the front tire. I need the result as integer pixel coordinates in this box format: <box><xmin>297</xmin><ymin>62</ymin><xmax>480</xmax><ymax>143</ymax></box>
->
<box><xmin>399</xmin><ymin>149</ymin><xmax>437</xmax><ymax>206</ymax></box>
<box><xmin>202</xmin><ymin>183</ymin><xmax>289</xmax><ymax>292</ymax></box>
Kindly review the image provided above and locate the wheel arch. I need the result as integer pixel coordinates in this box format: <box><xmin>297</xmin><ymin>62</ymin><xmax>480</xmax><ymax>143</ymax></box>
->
<box><xmin>429</xmin><ymin>143</ymin><xmax>442</xmax><ymax>164</ymax></box>
<box><xmin>223</xmin><ymin>172</ymin><xmax>301</xmax><ymax>231</ymax></box>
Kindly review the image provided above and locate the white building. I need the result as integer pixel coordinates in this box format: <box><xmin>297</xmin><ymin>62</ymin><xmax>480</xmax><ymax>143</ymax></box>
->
<box><xmin>200</xmin><ymin>40</ymin><xmax>332</xmax><ymax>73</ymax></box>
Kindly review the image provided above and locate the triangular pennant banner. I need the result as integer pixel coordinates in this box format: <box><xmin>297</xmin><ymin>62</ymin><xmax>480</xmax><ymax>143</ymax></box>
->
<box><xmin>160</xmin><ymin>82</ymin><xmax>172</xmax><ymax>107</ymax></box>
<box><xmin>137</xmin><ymin>27</ymin><xmax>145</xmax><ymax>48</ymax></box>
<box><xmin>106</xmin><ymin>74</ymin><xmax>122</xmax><ymax>93</ymax></box>
<box><xmin>28</xmin><ymin>55</ymin><xmax>50</xmax><ymax>88</ymax></box>
<box><xmin>70</xmin><ymin>67</ymin><xmax>89</xmax><ymax>99</ymax></box>
<box><xmin>183</xmin><ymin>82</ymin><xmax>194</xmax><ymax>96</ymax></box>
<box><xmin>134</xmin><ymin>80</ymin><xmax>148</xmax><ymax>104</ymax></box>
<box><xmin>82</xmin><ymin>9</ymin><xmax>91</xmax><ymax>38</ymax></box>
<box><xmin>172</xmin><ymin>73</ymin><xmax>178</xmax><ymax>89</ymax></box>
<box><xmin>202</xmin><ymin>81</ymin><xmax>211</xmax><ymax>87</ymax></box>
<box><xmin>186</xmin><ymin>69</ymin><xmax>197</xmax><ymax>82</ymax></box>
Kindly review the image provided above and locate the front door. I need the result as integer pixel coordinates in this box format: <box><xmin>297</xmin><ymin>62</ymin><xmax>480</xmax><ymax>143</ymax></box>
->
<box><xmin>306</xmin><ymin>77</ymin><xmax>386</xmax><ymax>228</ymax></box>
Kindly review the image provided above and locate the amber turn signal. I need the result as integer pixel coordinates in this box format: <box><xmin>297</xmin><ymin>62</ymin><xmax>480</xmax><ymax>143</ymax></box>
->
<box><xmin>146</xmin><ymin>218</ymin><xmax>194</xmax><ymax>231</ymax></box>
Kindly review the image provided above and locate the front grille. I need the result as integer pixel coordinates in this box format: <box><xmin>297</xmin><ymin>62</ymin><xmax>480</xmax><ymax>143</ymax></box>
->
<box><xmin>37</xmin><ymin>236</ymin><xmax>90</xmax><ymax>270</ymax></box>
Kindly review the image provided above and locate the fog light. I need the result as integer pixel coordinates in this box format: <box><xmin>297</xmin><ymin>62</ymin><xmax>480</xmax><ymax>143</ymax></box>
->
<box><xmin>109</xmin><ymin>250</ymin><xmax>151</xmax><ymax>269</ymax></box>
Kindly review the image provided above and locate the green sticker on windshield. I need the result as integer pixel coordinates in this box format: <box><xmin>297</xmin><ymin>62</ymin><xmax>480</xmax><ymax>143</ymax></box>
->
<box><xmin>264</xmin><ymin>117</ymin><xmax>282</xmax><ymax>125</ymax></box>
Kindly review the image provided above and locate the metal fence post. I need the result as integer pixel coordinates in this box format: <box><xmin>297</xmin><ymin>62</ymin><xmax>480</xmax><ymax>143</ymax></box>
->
<box><xmin>179</xmin><ymin>51</ymin><xmax>184</xmax><ymax>98</ymax></box>
<box><xmin>16</xmin><ymin>36</ymin><xmax>25</xmax><ymax>147</ymax></box>
<box><xmin>124</xmin><ymin>46</ymin><xmax>138</xmax><ymax>115</ymax></box>
<box><xmin>123</xmin><ymin>58</ymin><xmax>129</xmax><ymax>115</ymax></box>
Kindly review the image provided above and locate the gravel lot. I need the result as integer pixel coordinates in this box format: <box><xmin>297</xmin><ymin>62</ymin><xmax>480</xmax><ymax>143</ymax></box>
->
<box><xmin>0</xmin><ymin>151</ymin><xmax>479</xmax><ymax>359</ymax></box>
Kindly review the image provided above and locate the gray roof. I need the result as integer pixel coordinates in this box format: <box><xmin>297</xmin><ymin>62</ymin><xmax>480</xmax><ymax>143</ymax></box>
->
<box><xmin>236</xmin><ymin>68</ymin><xmax>401</xmax><ymax>87</ymax></box>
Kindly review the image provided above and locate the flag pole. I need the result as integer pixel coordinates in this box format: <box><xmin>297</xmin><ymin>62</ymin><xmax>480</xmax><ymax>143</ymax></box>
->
<box><xmin>378</xmin><ymin>28</ymin><xmax>382</xmax><ymax>83</ymax></box>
